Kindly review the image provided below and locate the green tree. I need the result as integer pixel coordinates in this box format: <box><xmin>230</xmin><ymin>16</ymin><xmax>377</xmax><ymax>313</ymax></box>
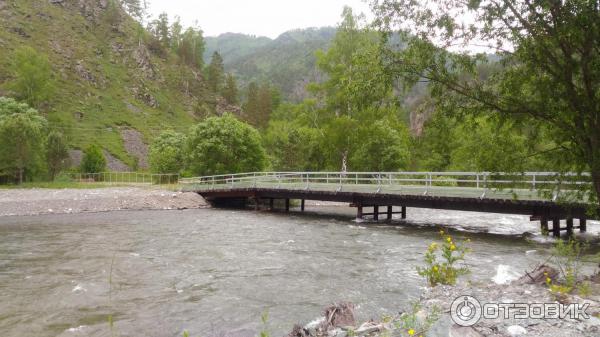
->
<box><xmin>263</xmin><ymin>120</ymin><xmax>326</xmax><ymax>171</ymax></box>
<box><xmin>222</xmin><ymin>74</ymin><xmax>238</xmax><ymax>105</ymax></box>
<box><xmin>243</xmin><ymin>82</ymin><xmax>260</xmax><ymax>126</ymax></box>
<box><xmin>350</xmin><ymin>118</ymin><xmax>411</xmax><ymax>171</ymax></box>
<box><xmin>0</xmin><ymin>97</ymin><xmax>47</xmax><ymax>183</ymax></box>
<box><xmin>80</xmin><ymin>144</ymin><xmax>106</xmax><ymax>173</ymax></box>
<box><xmin>310</xmin><ymin>7</ymin><xmax>400</xmax><ymax>170</ymax></box>
<box><xmin>178</xmin><ymin>27</ymin><xmax>205</xmax><ymax>69</ymax></box>
<box><xmin>46</xmin><ymin>131</ymin><xmax>70</xmax><ymax>180</ymax></box>
<box><xmin>185</xmin><ymin>114</ymin><xmax>267</xmax><ymax>175</ymax></box>
<box><xmin>149</xmin><ymin>130</ymin><xmax>186</xmax><ymax>173</ymax></box>
<box><xmin>373</xmin><ymin>0</ymin><xmax>600</xmax><ymax>204</ymax></box>
<box><xmin>154</xmin><ymin>12</ymin><xmax>170</xmax><ymax>48</ymax></box>
<box><xmin>207</xmin><ymin>51</ymin><xmax>224</xmax><ymax>92</ymax></box>
<box><xmin>256</xmin><ymin>83</ymin><xmax>273</xmax><ymax>128</ymax></box>
<box><xmin>8</xmin><ymin>47</ymin><xmax>54</xmax><ymax>108</ymax></box>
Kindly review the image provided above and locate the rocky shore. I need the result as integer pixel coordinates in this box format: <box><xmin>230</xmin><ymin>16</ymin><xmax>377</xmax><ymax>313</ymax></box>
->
<box><xmin>285</xmin><ymin>266</ymin><xmax>600</xmax><ymax>337</ymax></box>
<box><xmin>0</xmin><ymin>187</ymin><xmax>208</xmax><ymax>217</ymax></box>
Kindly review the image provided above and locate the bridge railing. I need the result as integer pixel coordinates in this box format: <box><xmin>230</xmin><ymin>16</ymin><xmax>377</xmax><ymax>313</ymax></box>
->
<box><xmin>179</xmin><ymin>172</ymin><xmax>592</xmax><ymax>201</ymax></box>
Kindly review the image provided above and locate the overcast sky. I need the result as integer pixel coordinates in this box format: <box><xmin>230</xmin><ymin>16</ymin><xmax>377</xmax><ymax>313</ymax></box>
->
<box><xmin>148</xmin><ymin>0</ymin><xmax>372</xmax><ymax>38</ymax></box>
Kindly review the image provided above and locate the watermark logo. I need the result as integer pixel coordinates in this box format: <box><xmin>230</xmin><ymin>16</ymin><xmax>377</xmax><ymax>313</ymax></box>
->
<box><xmin>451</xmin><ymin>296</ymin><xmax>482</xmax><ymax>326</ymax></box>
<box><xmin>450</xmin><ymin>295</ymin><xmax>590</xmax><ymax>326</ymax></box>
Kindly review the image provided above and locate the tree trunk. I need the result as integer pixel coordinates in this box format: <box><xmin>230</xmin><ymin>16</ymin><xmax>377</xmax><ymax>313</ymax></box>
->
<box><xmin>18</xmin><ymin>167</ymin><xmax>23</xmax><ymax>185</ymax></box>
<box><xmin>593</xmin><ymin>170</ymin><xmax>600</xmax><ymax>207</ymax></box>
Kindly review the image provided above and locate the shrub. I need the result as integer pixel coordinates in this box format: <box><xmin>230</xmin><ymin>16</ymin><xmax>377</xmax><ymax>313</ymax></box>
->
<box><xmin>185</xmin><ymin>114</ymin><xmax>267</xmax><ymax>176</ymax></box>
<box><xmin>149</xmin><ymin>130</ymin><xmax>185</xmax><ymax>173</ymax></box>
<box><xmin>417</xmin><ymin>230</ymin><xmax>470</xmax><ymax>286</ymax></box>
<box><xmin>80</xmin><ymin>144</ymin><xmax>106</xmax><ymax>173</ymax></box>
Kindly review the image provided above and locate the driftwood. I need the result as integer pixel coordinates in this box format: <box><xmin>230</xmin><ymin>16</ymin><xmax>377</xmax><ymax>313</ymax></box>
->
<box><xmin>287</xmin><ymin>324</ymin><xmax>310</xmax><ymax>337</ymax></box>
<box><xmin>320</xmin><ymin>302</ymin><xmax>356</xmax><ymax>331</ymax></box>
<box><xmin>515</xmin><ymin>264</ymin><xmax>559</xmax><ymax>285</ymax></box>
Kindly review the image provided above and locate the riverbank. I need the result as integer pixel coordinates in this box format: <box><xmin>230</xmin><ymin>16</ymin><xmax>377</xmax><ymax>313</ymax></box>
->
<box><xmin>0</xmin><ymin>187</ymin><xmax>208</xmax><ymax>216</ymax></box>
<box><xmin>285</xmin><ymin>269</ymin><xmax>600</xmax><ymax>337</ymax></box>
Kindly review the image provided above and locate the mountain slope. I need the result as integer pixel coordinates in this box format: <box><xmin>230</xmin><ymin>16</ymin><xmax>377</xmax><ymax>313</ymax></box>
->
<box><xmin>205</xmin><ymin>27</ymin><xmax>336</xmax><ymax>101</ymax></box>
<box><xmin>0</xmin><ymin>0</ymin><xmax>224</xmax><ymax>170</ymax></box>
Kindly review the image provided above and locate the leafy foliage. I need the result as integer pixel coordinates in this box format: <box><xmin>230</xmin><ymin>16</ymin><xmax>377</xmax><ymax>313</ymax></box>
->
<box><xmin>7</xmin><ymin>46</ymin><xmax>54</xmax><ymax>108</ymax></box>
<box><xmin>46</xmin><ymin>131</ymin><xmax>70</xmax><ymax>180</ymax></box>
<box><xmin>0</xmin><ymin>97</ymin><xmax>47</xmax><ymax>183</ymax></box>
<box><xmin>149</xmin><ymin>130</ymin><xmax>185</xmax><ymax>173</ymax></box>
<box><xmin>373</xmin><ymin>0</ymin><xmax>600</xmax><ymax>204</ymax></box>
<box><xmin>80</xmin><ymin>144</ymin><xmax>107</xmax><ymax>173</ymax></box>
<box><xmin>185</xmin><ymin>114</ymin><xmax>267</xmax><ymax>175</ymax></box>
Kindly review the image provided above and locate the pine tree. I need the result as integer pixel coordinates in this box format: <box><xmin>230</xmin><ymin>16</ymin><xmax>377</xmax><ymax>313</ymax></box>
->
<box><xmin>170</xmin><ymin>16</ymin><xmax>183</xmax><ymax>52</ymax></box>
<box><xmin>222</xmin><ymin>74</ymin><xmax>238</xmax><ymax>105</ymax></box>
<box><xmin>257</xmin><ymin>83</ymin><xmax>273</xmax><ymax>128</ymax></box>
<box><xmin>156</xmin><ymin>13</ymin><xmax>170</xmax><ymax>48</ymax></box>
<box><xmin>207</xmin><ymin>52</ymin><xmax>224</xmax><ymax>93</ymax></box>
<box><xmin>243</xmin><ymin>82</ymin><xmax>260</xmax><ymax>126</ymax></box>
<box><xmin>46</xmin><ymin>131</ymin><xmax>69</xmax><ymax>180</ymax></box>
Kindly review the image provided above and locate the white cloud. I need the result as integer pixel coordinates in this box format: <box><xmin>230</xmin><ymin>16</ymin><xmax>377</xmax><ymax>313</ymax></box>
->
<box><xmin>147</xmin><ymin>0</ymin><xmax>372</xmax><ymax>38</ymax></box>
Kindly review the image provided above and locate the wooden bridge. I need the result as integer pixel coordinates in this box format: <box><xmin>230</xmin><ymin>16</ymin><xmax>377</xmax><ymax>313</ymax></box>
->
<box><xmin>180</xmin><ymin>171</ymin><xmax>598</xmax><ymax>237</ymax></box>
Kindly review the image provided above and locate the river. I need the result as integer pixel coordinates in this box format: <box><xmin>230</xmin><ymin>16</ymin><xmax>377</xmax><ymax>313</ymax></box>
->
<box><xmin>0</xmin><ymin>206</ymin><xmax>598</xmax><ymax>337</ymax></box>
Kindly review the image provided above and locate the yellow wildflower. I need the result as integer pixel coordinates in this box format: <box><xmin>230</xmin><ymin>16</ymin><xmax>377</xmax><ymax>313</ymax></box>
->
<box><xmin>433</xmin><ymin>265</ymin><xmax>438</xmax><ymax>272</ymax></box>
<box><xmin>408</xmin><ymin>329</ymin><xmax>415</xmax><ymax>336</ymax></box>
<box><xmin>446</xmin><ymin>237</ymin><xmax>452</xmax><ymax>243</ymax></box>
<box><xmin>450</xmin><ymin>244</ymin><xmax>456</xmax><ymax>251</ymax></box>
<box><xmin>546</xmin><ymin>277</ymin><xmax>551</xmax><ymax>284</ymax></box>
<box><xmin>439</xmin><ymin>230</ymin><xmax>445</xmax><ymax>235</ymax></box>
<box><xmin>428</xmin><ymin>243</ymin><xmax>438</xmax><ymax>251</ymax></box>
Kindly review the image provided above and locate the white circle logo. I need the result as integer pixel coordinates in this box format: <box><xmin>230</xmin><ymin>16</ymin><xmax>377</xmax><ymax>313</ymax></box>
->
<box><xmin>450</xmin><ymin>295</ymin><xmax>482</xmax><ymax>326</ymax></box>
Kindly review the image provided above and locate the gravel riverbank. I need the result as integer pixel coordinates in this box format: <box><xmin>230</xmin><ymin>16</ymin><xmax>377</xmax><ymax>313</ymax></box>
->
<box><xmin>0</xmin><ymin>187</ymin><xmax>208</xmax><ymax>217</ymax></box>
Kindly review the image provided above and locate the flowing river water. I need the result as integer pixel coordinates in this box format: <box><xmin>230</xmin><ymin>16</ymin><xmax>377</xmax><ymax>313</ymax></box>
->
<box><xmin>0</xmin><ymin>206</ymin><xmax>599</xmax><ymax>337</ymax></box>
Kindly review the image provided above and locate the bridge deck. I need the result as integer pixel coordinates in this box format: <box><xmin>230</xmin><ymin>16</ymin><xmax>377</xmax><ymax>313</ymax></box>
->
<box><xmin>180</xmin><ymin>172</ymin><xmax>597</xmax><ymax>235</ymax></box>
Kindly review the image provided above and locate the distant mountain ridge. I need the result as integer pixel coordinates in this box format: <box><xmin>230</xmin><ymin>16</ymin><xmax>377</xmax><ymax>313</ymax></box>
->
<box><xmin>205</xmin><ymin>27</ymin><xmax>337</xmax><ymax>101</ymax></box>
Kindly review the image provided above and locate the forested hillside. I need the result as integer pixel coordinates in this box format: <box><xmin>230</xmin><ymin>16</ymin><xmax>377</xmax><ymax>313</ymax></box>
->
<box><xmin>205</xmin><ymin>27</ymin><xmax>336</xmax><ymax>102</ymax></box>
<box><xmin>0</xmin><ymin>0</ymin><xmax>234</xmax><ymax>170</ymax></box>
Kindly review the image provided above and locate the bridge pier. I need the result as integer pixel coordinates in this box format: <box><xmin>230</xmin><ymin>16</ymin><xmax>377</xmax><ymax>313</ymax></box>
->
<box><xmin>566</xmin><ymin>217</ymin><xmax>574</xmax><ymax>236</ymax></box>
<box><xmin>357</xmin><ymin>205</ymin><xmax>363</xmax><ymax>219</ymax></box>
<box><xmin>540</xmin><ymin>217</ymin><xmax>549</xmax><ymax>235</ymax></box>
<box><xmin>580</xmin><ymin>218</ymin><xmax>587</xmax><ymax>232</ymax></box>
<box><xmin>373</xmin><ymin>206</ymin><xmax>379</xmax><ymax>221</ymax></box>
<box><xmin>301</xmin><ymin>199</ymin><xmax>305</xmax><ymax>212</ymax></box>
<box><xmin>285</xmin><ymin>199</ymin><xmax>290</xmax><ymax>212</ymax></box>
<box><xmin>552</xmin><ymin>218</ymin><xmax>561</xmax><ymax>237</ymax></box>
<box><xmin>401</xmin><ymin>206</ymin><xmax>407</xmax><ymax>219</ymax></box>
<box><xmin>269</xmin><ymin>198</ymin><xmax>274</xmax><ymax>210</ymax></box>
<box><xmin>387</xmin><ymin>206</ymin><xmax>392</xmax><ymax>220</ymax></box>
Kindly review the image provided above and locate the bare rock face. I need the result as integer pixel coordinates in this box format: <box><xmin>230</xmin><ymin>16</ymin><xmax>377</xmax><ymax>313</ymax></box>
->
<box><xmin>74</xmin><ymin>60</ymin><xmax>95</xmax><ymax>83</ymax></box>
<box><xmin>119</xmin><ymin>128</ymin><xmax>148</xmax><ymax>169</ymax></box>
<box><xmin>216</xmin><ymin>97</ymin><xmax>243</xmax><ymax>117</ymax></box>
<box><xmin>103</xmin><ymin>150</ymin><xmax>130</xmax><ymax>172</ymax></box>
<box><xmin>132</xmin><ymin>45</ymin><xmax>157</xmax><ymax>80</ymax></box>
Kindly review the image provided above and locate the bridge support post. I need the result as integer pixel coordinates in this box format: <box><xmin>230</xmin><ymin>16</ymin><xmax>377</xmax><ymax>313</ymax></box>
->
<box><xmin>254</xmin><ymin>197</ymin><xmax>260</xmax><ymax>211</ymax></box>
<box><xmin>374</xmin><ymin>206</ymin><xmax>379</xmax><ymax>221</ymax></box>
<box><xmin>285</xmin><ymin>199</ymin><xmax>290</xmax><ymax>212</ymax></box>
<box><xmin>552</xmin><ymin>218</ymin><xmax>561</xmax><ymax>237</ymax></box>
<box><xmin>580</xmin><ymin>218</ymin><xmax>587</xmax><ymax>233</ymax></box>
<box><xmin>387</xmin><ymin>206</ymin><xmax>392</xmax><ymax>221</ymax></box>
<box><xmin>269</xmin><ymin>198</ymin><xmax>274</xmax><ymax>210</ymax></box>
<box><xmin>357</xmin><ymin>205</ymin><xmax>363</xmax><ymax>219</ymax></box>
<box><xmin>566</xmin><ymin>218</ymin><xmax>574</xmax><ymax>236</ymax></box>
<box><xmin>401</xmin><ymin>206</ymin><xmax>407</xmax><ymax>219</ymax></box>
<box><xmin>301</xmin><ymin>199</ymin><xmax>305</xmax><ymax>212</ymax></box>
<box><xmin>540</xmin><ymin>217</ymin><xmax>549</xmax><ymax>236</ymax></box>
